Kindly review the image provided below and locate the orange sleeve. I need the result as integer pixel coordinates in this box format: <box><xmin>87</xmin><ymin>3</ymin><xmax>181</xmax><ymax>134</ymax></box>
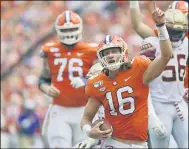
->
<box><xmin>154</xmin><ymin>29</ymin><xmax>158</xmax><ymax>37</ymax></box>
<box><xmin>184</xmin><ymin>63</ymin><xmax>188</xmax><ymax>88</ymax></box>
<box><xmin>186</xmin><ymin>31</ymin><xmax>188</xmax><ymax>39</ymax></box>
<box><xmin>85</xmin><ymin>78</ymin><xmax>103</xmax><ymax>103</ymax></box>
<box><xmin>41</xmin><ymin>44</ymin><xmax>49</xmax><ymax>52</ymax></box>
<box><xmin>138</xmin><ymin>56</ymin><xmax>152</xmax><ymax>73</ymax></box>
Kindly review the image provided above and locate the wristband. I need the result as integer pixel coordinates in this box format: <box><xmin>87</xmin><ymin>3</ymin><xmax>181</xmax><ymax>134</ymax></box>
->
<box><xmin>156</xmin><ymin>25</ymin><xmax>169</xmax><ymax>40</ymax></box>
<box><xmin>156</xmin><ymin>23</ymin><xmax>165</xmax><ymax>27</ymax></box>
<box><xmin>82</xmin><ymin>124</ymin><xmax>92</xmax><ymax>136</ymax></box>
<box><xmin>38</xmin><ymin>77</ymin><xmax>51</xmax><ymax>89</ymax></box>
<box><xmin>129</xmin><ymin>1</ymin><xmax>139</xmax><ymax>8</ymax></box>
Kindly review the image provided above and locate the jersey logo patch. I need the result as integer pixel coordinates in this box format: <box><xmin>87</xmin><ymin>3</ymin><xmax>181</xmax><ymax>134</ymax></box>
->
<box><xmin>93</xmin><ymin>81</ymin><xmax>103</xmax><ymax>88</ymax></box>
<box><xmin>99</xmin><ymin>87</ymin><xmax>106</xmax><ymax>92</ymax></box>
<box><xmin>50</xmin><ymin>48</ymin><xmax>59</xmax><ymax>52</ymax></box>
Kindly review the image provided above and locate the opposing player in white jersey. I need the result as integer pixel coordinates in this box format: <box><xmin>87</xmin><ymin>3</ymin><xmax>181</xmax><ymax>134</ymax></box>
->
<box><xmin>129</xmin><ymin>1</ymin><xmax>188</xmax><ymax>148</ymax></box>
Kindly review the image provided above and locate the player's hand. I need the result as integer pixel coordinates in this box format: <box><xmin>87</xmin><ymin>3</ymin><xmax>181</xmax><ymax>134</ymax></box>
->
<box><xmin>70</xmin><ymin>77</ymin><xmax>86</xmax><ymax>88</ymax></box>
<box><xmin>149</xmin><ymin>114</ymin><xmax>168</xmax><ymax>138</ymax></box>
<box><xmin>183</xmin><ymin>88</ymin><xmax>188</xmax><ymax>102</ymax></box>
<box><xmin>152</xmin><ymin>1</ymin><xmax>166</xmax><ymax>26</ymax></box>
<box><xmin>73</xmin><ymin>138</ymin><xmax>99</xmax><ymax>148</ymax></box>
<box><xmin>89</xmin><ymin>121</ymin><xmax>112</xmax><ymax>140</ymax></box>
<box><xmin>47</xmin><ymin>84</ymin><xmax>60</xmax><ymax>98</ymax></box>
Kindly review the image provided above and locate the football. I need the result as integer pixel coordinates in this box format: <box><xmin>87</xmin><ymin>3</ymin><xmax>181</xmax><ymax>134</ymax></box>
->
<box><xmin>92</xmin><ymin>119</ymin><xmax>112</xmax><ymax>131</ymax></box>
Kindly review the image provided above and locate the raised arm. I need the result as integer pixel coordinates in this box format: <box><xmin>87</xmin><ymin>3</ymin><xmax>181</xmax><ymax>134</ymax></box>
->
<box><xmin>143</xmin><ymin>6</ymin><xmax>173</xmax><ymax>85</ymax></box>
<box><xmin>129</xmin><ymin>1</ymin><xmax>156</xmax><ymax>39</ymax></box>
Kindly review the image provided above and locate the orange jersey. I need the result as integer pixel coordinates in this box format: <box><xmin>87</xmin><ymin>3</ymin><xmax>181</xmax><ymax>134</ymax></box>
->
<box><xmin>184</xmin><ymin>63</ymin><xmax>188</xmax><ymax>88</ymax></box>
<box><xmin>85</xmin><ymin>56</ymin><xmax>151</xmax><ymax>141</ymax></box>
<box><xmin>42</xmin><ymin>40</ymin><xmax>98</xmax><ymax>107</ymax></box>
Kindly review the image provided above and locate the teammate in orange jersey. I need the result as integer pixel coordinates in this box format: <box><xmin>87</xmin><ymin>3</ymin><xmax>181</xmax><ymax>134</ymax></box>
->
<box><xmin>184</xmin><ymin>60</ymin><xmax>188</xmax><ymax>89</ymax></box>
<box><xmin>184</xmin><ymin>59</ymin><xmax>188</xmax><ymax>103</ymax></box>
<box><xmin>80</xmin><ymin>6</ymin><xmax>173</xmax><ymax>148</ymax></box>
<box><xmin>38</xmin><ymin>10</ymin><xmax>99</xmax><ymax>148</ymax></box>
<box><xmin>130</xmin><ymin>1</ymin><xmax>188</xmax><ymax>148</ymax></box>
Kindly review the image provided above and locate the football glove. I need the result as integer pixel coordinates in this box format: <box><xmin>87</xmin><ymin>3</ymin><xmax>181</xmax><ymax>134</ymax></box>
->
<box><xmin>73</xmin><ymin>138</ymin><xmax>99</xmax><ymax>148</ymax></box>
<box><xmin>149</xmin><ymin>114</ymin><xmax>168</xmax><ymax>138</ymax></box>
<box><xmin>70</xmin><ymin>77</ymin><xmax>86</xmax><ymax>88</ymax></box>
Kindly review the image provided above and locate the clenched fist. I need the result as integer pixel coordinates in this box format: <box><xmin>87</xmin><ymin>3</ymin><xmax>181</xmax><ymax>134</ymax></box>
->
<box><xmin>152</xmin><ymin>1</ymin><xmax>166</xmax><ymax>26</ymax></box>
<box><xmin>47</xmin><ymin>84</ymin><xmax>60</xmax><ymax>98</ymax></box>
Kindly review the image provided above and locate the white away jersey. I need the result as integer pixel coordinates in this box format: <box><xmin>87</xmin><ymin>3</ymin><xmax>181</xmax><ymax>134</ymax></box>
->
<box><xmin>149</xmin><ymin>37</ymin><xmax>188</xmax><ymax>102</ymax></box>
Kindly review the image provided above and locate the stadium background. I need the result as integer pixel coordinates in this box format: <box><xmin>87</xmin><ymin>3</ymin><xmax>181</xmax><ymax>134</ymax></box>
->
<box><xmin>1</xmin><ymin>1</ymin><xmax>176</xmax><ymax>148</ymax></box>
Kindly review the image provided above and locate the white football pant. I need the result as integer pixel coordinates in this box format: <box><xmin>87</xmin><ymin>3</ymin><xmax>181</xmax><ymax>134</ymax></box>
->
<box><xmin>41</xmin><ymin>104</ymin><xmax>87</xmax><ymax>148</ymax></box>
<box><xmin>169</xmin><ymin>135</ymin><xmax>178</xmax><ymax>148</ymax></box>
<box><xmin>42</xmin><ymin>104</ymin><xmax>103</xmax><ymax>148</ymax></box>
<box><xmin>149</xmin><ymin>100</ymin><xmax>188</xmax><ymax>148</ymax></box>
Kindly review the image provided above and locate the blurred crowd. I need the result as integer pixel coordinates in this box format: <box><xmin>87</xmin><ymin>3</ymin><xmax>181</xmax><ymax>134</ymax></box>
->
<box><xmin>1</xmin><ymin>1</ymin><xmax>172</xmax><ymax>148</ymax></box>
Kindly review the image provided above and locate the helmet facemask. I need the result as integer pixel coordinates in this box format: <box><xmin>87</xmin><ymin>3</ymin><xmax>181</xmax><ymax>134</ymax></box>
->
<box><xmin>165</xmin><ymin>9</ymin><xmax>188</xmax><ymax>48</ymax></box>
<box><xmin>97</xmin><ymin>45</ymin><xmax>128</xmax><ymax>71</ymax></box>
<box><xmin>167</xmin><ymin>27</ymin><xmax>186</xmax><ymax>48</ymax></box>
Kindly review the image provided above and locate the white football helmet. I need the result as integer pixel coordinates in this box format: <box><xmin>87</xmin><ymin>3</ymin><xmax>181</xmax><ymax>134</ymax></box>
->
<box><xmin>165</xmin><ymin>1</ymin><xmax>188</xmax><ymax>48</ymax></box>
<box><xmin>97</xmin><ymin>35</ymin><xmax>129</xmax><ymax>71</ymax></box>
<box><xmin>55</xmin><ymin>10</ymin><xmax>83</xmax><ymax>45</ymax></box>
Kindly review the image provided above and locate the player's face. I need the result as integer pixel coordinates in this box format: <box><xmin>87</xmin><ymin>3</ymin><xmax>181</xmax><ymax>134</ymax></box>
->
<box><xmin>167</xmin><ymin>28</ymin><xmax>186</xmax><ymax>42</ymax></box>
<box><xmin>102</xmin><ymin>47</ymin><xmax>121</xmax><ymax>64</ymax></box>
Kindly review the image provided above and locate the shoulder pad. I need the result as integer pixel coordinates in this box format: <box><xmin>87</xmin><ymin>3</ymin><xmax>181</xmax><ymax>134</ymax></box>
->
<box><xmin>44</xmin><ymin>42</ymin><xmax>57</xmax><ymax>47</ymax></box>
<box><xmin>41</xmin><ymin>41</ymin><xmax>59</xmax><ymax>53</ymax></box>
<box><xmin>88</xmin><ymin>74</ymin><xmax>99</xmax><ymax>80</ymax></box>
<box><xmin>88</xmin><ymin>43</ymin><xmax>98</xmax><ymax>47</ymax></box>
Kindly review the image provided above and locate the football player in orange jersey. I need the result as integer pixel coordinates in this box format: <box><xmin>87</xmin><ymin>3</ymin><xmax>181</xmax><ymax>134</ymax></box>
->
<box><xmin>130</xmin><ymin>1</ymin><xmax>188</xmax><ymax>148</ymax></box>
<box><xmin>183</xmin><ymin>58</ymin><xmax>188</xmax><ymax>103</ymax></box>
<box><xmin>38</xmin><ymin>10</ymin><xmax>99</xmax><ymax>148</ymax></box>
<box><xmin>80</xmin><ymin>6</ymin><xmax>173</xmax><ymax>148</ymax></box>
